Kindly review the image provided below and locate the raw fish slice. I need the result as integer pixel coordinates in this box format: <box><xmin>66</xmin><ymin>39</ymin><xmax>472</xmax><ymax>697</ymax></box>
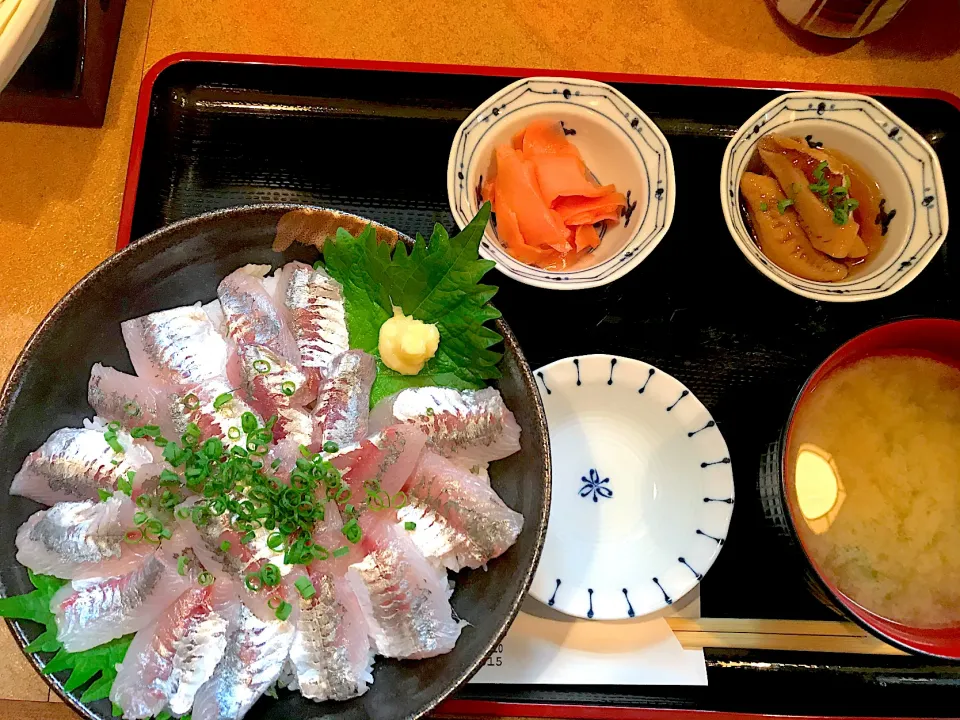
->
<box><xmin>289</xmin><ymin>568</ymin><xmax>374</xmax><ymax>701</ymax></box>
<box><xmin>239</xmin><ymin>345</ymin><xmax>315</xmax><ymax>427</ymax></box>
<box><xmin>122</xmin><ymin>305</ymin><xmax>232</xmax><ymax>389</ymax></box>
<box><xmin>51</xmin><ymin>549</ymin><xmax>195</xmax><ymax>652</ymax></box>
<box><xmin>218</xmin><ymin>266</ymin><xmax>302</xmax><ymax>364</ymax></box>
<box><xmin>311</xmin><ymin>502</ymin><xmax>363</xmax><ymax>574</ymax></box>
<box><xmin>191</xmin><ymin>603</ymin><xmax>295</xmax><ymax>720</ymax></box>
<box><xmin>369</xmin><ymin>387</ymin><xmax>521</xmax><ymax>465</ymax></box>
<box><xmin>15</xmin><ymin>494</ymin><xmax>151</xmax><ymax>580</ymax></box>
<box><xmin>170</xmin><ymin>380</ymin><xmax>262</xmax><ymax>445</ymax></box>
<box><xmin>313</xmin><ymin>350</ymin><xmax>376</xmax><ymax>450</ymax></box>
<box><xmin>11</xmin><ymin>427</ymin><xmax>154</xmax><ymax>506</ymax></box>
<box><xmin>87</xmin><ymin>364</ymin><xmax>178</xmax><ymax>437</ymax></box>
<box><xmin>202</xmin><ymin>300</ymin><xmax>228</xmax><ymax>336</ymax></box>
<box><xmin>398</xmin><ymin>452</ymin><xmax>523</xmax><ymax>571</ymax></box>
<box><xmin>330</xmin><ymin>425</ymin><xmax>428</xmax><ymax>496</ymax></box>
<box><xmin>279</xmin><ymin>261</ymin><xmax>349</xmax><ymax>373</ymax></box>
<box><xmin>347</xmin><ymin>519</ymin><xmax>462</xmax><ymax>659</ymax></box>
<box><xmin>493</xmin><ymin>144</ymin><xmax>572</xmax><ymax>253</ymax></box>
<box><xmin>177</xmin><ymin>508</ymin><xmax>292</xmax><ymax>622</ymax></box>
<box><xmin>110</xmin><ymin>581</ymin><xmax>236</xmax><ymax>719</ymax></box>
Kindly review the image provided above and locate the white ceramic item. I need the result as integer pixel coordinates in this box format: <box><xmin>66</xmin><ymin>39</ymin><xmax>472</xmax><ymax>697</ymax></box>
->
<box><xmin>528</xmin><ymin>355</ymin><xmax>734</xmax><ymax>620</ymax></box>
<box><xmin>448</xmin><ymin>76</ymin><xmax>675</xmax><ymax>290</ymax></box>
<box><xmin>721</xmin><ymin>91</ymin><xmax>949</xmax><ymax>302</ymax></box>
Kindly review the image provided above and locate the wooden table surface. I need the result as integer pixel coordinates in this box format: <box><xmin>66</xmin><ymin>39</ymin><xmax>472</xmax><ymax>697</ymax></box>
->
<box><xmin>0</xmin><ymin>0</ymin><xmax>958</xmax><ymax>716</ymax></box>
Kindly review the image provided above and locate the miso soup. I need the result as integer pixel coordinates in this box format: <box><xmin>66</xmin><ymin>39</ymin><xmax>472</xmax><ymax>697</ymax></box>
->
<box><xmin>788</xmin><ymin>354</ymin><xmax>960</xmax><ymax>628</ymax></box>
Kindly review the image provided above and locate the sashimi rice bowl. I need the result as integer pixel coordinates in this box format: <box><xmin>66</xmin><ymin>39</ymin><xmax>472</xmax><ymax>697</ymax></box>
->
<box><xmin>0</xmin><ymin>205</ymin><xmax>548</xmax><ymax>720</ymax></box>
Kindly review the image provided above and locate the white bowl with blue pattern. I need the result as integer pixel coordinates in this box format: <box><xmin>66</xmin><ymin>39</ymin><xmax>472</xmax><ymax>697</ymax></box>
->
<box><xmin>448</xmin><ymin>77</ymin><xmax>675</xmax><ymax>290</ymax></box>
<box><xmin>721</xmin><ymin>91</ymin><xmax>949</xmax><ymax>302</ymax></box>
<box><xmin>528</xmin><ymin>355</ymin><xmax>734</xmax><ymax>620</ymax></box>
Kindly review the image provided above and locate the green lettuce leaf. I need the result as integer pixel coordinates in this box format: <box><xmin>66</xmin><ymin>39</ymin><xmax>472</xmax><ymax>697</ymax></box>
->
<box><xmin>0</xmin><ymin>571</ymin><xmax>132</xmax><ymax>703</ymax></box>
<box><xmin>324</xmin><ymin>204</ymin><xmax>502</xmax><ymax>406</ymax></box>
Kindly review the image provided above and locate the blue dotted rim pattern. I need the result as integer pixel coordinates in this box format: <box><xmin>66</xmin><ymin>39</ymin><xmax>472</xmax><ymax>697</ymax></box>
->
<box><xmin>724</xmin><ymin>93</ymin><xmax>949</xmax><ymax>297</ymax></box>
<box><xmin>449</xmin><ymin>77</ymin><xmax>674</xmax><ymax>287</ymax></box>
<box><xmin>533</xmin><ymin>355</ymin><xmax>735</xmax><ymax>620</ymax></box>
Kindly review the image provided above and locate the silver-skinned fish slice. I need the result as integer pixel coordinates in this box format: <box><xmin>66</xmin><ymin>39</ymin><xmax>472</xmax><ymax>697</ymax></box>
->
<box><xmin>330</xmin><ymin>425</ymin><xmax>428</xmax><ymax>497</ymax></box>
<box><xmin>368</xmin><ymin>387</ymin><xmax>521</xmax><ymax>465</ymax></box>
<box><xmin>51</xmin><ymin>548</ymin><xmax>196</xmax><ymax>652</ymax></box>
<box><xmin>279</xmin><ymin>261</ymin><xmax>349</xmax><ymax>373</ymax></box>
<box><xmin>87</xmin><ymin>363</ymin><xmax>178</xmax><ymax>437</ymax></box>
<box><xmin>289</xmin><ymin>568</ymin><xmax>374</xmax><ymax>702</ymax></box>
<box><xmin>218</xmin><ymin>266</ymin><xmax>302</xmax><ymax>365</ymax></box>
<box><xmin>15</xmin><ymin>494</ymin><xmax>152</xmax><ymax>580</ymax></box>
<box><xmin>10</xmin><ymin>427</ymin><xmax>154</xmax><ymax>506</ymax></box>
<box><xmin>110</xmin><ymin>579</ymin><xmax>236</xmax><ymax>719</ymax></box>
<box><xmin>347</xmin><ymin>518</ymin><xmax>462</xmax><ymax>660</ymax></box>
<box><xmin>122</xmin><ymin>305</ymin><xmax>232</xmax><ymax>389</ymax></box>
<box><xmin>398</xmin><ymin>451</ymin><xmax>523</xmax><ymax>572</ymax></box>
<box><xmin>312</xmin><ymin>350</ymin><xmax>376</xmax><ymax>451</ymax></box>
<box><xmin>191</xmin><ymin>603</ymin><xmax>295</xmax><ymax>720</ymax></box>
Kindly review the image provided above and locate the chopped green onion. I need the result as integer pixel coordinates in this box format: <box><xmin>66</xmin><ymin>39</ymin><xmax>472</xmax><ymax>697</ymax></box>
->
<box><xmin>332</xmin><ymin>546</ymin><xmax>350</xmax><ymax>558</ymax></box>
<box><xmin>124</xmin><ymin>530</ymin><xmax>143</xmax><ymax>544</ymax></box>
<box><xmin>295</xmin><ymin>576</ymin><xmax>316</xmax><ymax>599</ymax></box>
<box><xmin>265</xmin><ymin>415</ymin><xmax>278</xmax><ymax>430</ymax></box>
<box><xmin>198</xmin><ymin>571</ymin><xmax>215</xmax><ymax>587</ymax></box>
<box><xmin>275</xmin><ymin>601</ymin><xmax>292</xmax><ymax>621</ymax></box>
<box><xmin>183</xmin><ymin>393</ymin><xmax>200</xmax><ymax>410</ymax></box>
<box><xmin>341</xmin><ymin>519</ymin><xmax>362</xmax><ymax>544</ymax></box>
<box><xmin>253</xmin><ymin>359</ymin><xmax>271</xmax><ymax>374</ymax></box>
<box><xmin>322</xmin><ymin>441</ymin><xmax>339</xmax><ymax>454</ymax></box>
<box><xmin>241</xmin><ymin>531</ymin><xmax>256</xmax><ymax>544</ymax></box>
<box><xmin>156</xmin><ymin>711</ymin><xmax>172</xmax><ymax>720</ymax></box>
<box><xmin>759</xmin><ymin>202</ymin><xmax>768</xmax><ymax>212</ymax></box>
<box><xmin>777</xmin><ymin>198</ymin><xmax>794</xmax><ymax>214</ymax></box>
<box><xmin>133</xmin><ymin>511</ymin><xmax>147</xmax><ymax>525</ymax></box>
<box><xmin>203</xmin><ymin>437</ymin><xmax>223</xmax><ymax>460</ymax></box>
<box><xmin>117</xmin><ymin>472</ymin><xmax>133</xmax><ymax>497</ymax></box>
<box><xmin>266</xmin><ymin>532</ymin><xmax>284</xmax><ymax>550</ymax></box>
<box><xmin>142</xmin><ymin>424</ymin><xmax>161</xmax><ymax>436</ymax></box>
<box><xmin>154</xmin><ymin>436</ymin><xmax>169</xmax><ymax>447</ymax></box>
<box><xmin>260</xmin><ymin>563</ymin><xmax>281</xmax><ymax>587</ymax></box>
<box><xmin>392</xmin><ymin>491</ymin><xmax>408</xmax><ymax>509</ymax></box>
<box><xmin>404</xmin><ymin>521</ymin><xmax>417</xmax><ymax>531</ymax></box>
<box><xmin>177</xmin><ymin>555</ymin><xmax>190</xmax><ymax>576</ymax></box>
<box><xmin>267</xmin><ymin>596</ymin><xmax>282</xmax><ymax>610</ymax></box>
<box><xmin>220</xmin><ymin>540</ymin><xmax>232</xmax><ymax>552</ymax></box>
<box><xmin>271</xmin><ymin>458</ymin><xmax>282</xmax><ymax>470</ymax></box>
<box><xmin>136</xmin><ymin>494</ymin><xmax>152</xmax><ymax>508</ymax></box>
<box><xmin>130</xmin><ymin>427</ymin><xmax>147</xmax><ymax>439</ymax></box>
<box><xmin>159</xmin><ymin>527</ymin><xmax>173</xmax><ymax>539</ymax></box>
<box><xmin>281</xmin><ymin>381</ymin><xmax>296</xmax><ymax>397</ymax></box>
<box><xmin>97</xmin><ymin>489</ymin><xmax>113</xmax><ymax>501</ymax></box>
<box><xmin>159</xmin><ymin>468</ymin><xmax>180</xmax><ymax>486</ymax></box>
<box><xmin>241</xmin><ymin>412</ymin><xmax>258</xmax><ymax>434</ymax></box>
<box><xmin>104</xmin><ymin>430</ymin><xmax>125</xmax><ymax>454</ymax></box>
<box><xmin>227</xmin><ymin>426</ymin><xmax>242</xmax><ymax>440</ymax></box>
<box><xmin>213</xmin><ymin>392</ymin><xmax>233</xmax><ymax>410</ymax></box>
<box><xmin>245</xmin><ymin>573</ymin><xmax>263</xmax><ymax>592</ymax></box>
<box><xmin>107</xmin><ymin>421</ymin><xmax>121</xmax><ymax>432</ymax></box>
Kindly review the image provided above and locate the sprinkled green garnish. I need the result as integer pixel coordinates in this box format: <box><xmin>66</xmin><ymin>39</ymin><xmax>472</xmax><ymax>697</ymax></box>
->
<box><xmin>281</xmin><ymin>381</ymin><xmax>296</xmax><ymax>397</ymax></box>
<box><xmin>197</xmin><ymin>571</ymin><xmax>215</xmax><ymax>587</ymax></box>
<box><xmin>213</xmin><ymin>392</ymin><xmax>233</xmax><ymax>410</ymax></box>
<box><xmin>183</xmin><ymin>394</ymin><xmax>200</xmax><ymax>411</ymax></box>
<box><xmin>103</xmin><ymin>429</ymin><xmax>124</xmax><ymax>455</ymax></box>
<box><xmin>122</xmin><ymin>400</ymin><xmax>140</xmax><ymax>416</ymax></box>
<box><xmin>116</xmin><ymin>471</ymin><xmax>134</xmax><ymax>497</ymax></box>
<box><xmin>97</xmin><ymin>489</ymin><xmax>113</xmax><ymax>502</ymax></box>
<box><xmin>342</xmin><ymin>519</ymin><xmax>362</xmax><ymax>544</ymax></box>
<box><xmin>244</xmin><ymin>573</ymin><xmax>263</xmax><ymax>592</ymax></box>
<box><xmin>322</xmin><ymin>441</ymin><xmax>339</xmax><ymax>454</ymax></box>
<box><xmin>275</xmin><ymin>601</ymin><xmax>293</xmax><ymax>621</ymax></box>
<box><xmin>332</xmin><ymin>546</ymin><xmax>350</xmax><ymax>558</ymax></box>
<box><xmin>294</xmin><ymin>576</ymin><xmax>316</xmax><ymax>599</ymax></box>
<box><xmin>220</xmin><ymin>540</ymin><xmax>232</xmax><ymax>552</ymax></box>
<box><xmin>159</xmin><ymin>468</ymin><xmax>180</xmax><ymax>486</ymax></box>
<box><xmin>777</xmin><ymin>198</ymin><xmax>794</xmax><ymax>214</ymax></box>
<box><xmin>260</xmin><ymin>563</ymin><xmax>281</xmax><ymax>587</ymax></box>
<box><xmin>177</xmin><ymin>555</ymin><xmax>190</xmax><ymax>576</ymax></box>
<box><xmin>404</xmin><ymin>521</ymin><xmax>417</xmax><ymax>531</ymax></box>
<box><xmin>759</xmin><ymin>202</ymin><xmax>768</xmax><ymax>212</ymax></box>
<box><xmin>253</xmin><ymin>359</ymin><xmax>271</xmax><ymax>374</ymax></box>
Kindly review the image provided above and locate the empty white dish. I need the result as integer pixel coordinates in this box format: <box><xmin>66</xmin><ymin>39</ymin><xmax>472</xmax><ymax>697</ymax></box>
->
<box><xmin>528</xmin><ymin>355</ymin><xmax>734</xmax><ymax>620</ymax></box>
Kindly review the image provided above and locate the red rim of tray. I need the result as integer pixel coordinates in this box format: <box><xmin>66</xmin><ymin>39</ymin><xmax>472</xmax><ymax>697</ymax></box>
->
<box><xmin>782</xmin><ymin>318</ymin><xmax>960</xmax><ymax>661</ymax></box>
<box><xmin>114</xmin><ymin>52</ymin><xmax>960</xmax><ymax>719</ymax></box>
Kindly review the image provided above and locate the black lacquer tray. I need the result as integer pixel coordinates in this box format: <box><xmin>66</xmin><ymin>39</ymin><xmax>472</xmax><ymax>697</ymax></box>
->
<box><xmin>116</xmin><ymin>53</ymin><xmax>960</xmax><ymax>718</ymax></box>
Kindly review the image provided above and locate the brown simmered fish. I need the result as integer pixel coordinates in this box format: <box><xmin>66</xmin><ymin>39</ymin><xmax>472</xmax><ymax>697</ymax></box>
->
<box><xmin>740</xmin><ymin>172</ymin><xmax>848</xmax><ymax>282</ymax></box>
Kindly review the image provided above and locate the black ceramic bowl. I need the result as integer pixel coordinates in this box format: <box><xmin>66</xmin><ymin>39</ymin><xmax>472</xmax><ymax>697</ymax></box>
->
<box><xmin>0</xmin><ymin>205</ymin><xmax>551</xmax><ymax>720</ymax></box>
